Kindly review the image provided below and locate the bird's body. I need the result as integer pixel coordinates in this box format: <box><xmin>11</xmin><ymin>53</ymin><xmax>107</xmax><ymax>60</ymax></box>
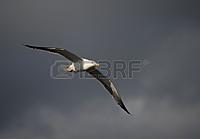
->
<box><xmin>23</xmin><ymin>44</ymin><xmax>131</xmax><ymax>115</ymax></box>
<box><xmin>64</xmin><ymin>58</ymin><xmax>100</xmax><ymax>72</ymax></box>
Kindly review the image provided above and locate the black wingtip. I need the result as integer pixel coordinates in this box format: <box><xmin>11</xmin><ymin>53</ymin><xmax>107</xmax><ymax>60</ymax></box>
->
<box><xmin>118</xmin><ymin>100</ymin><xmax>132</xmax><ymax>115</ymax></box>
<box><xmin>124</xmin><ymin>107</ymin><xmax>132</xmax><ymax>115</ymax></box>
<box><xmin>22</xmin><ymin>44</ymin><xmax>34</xmax><ymax>49</ymax></box>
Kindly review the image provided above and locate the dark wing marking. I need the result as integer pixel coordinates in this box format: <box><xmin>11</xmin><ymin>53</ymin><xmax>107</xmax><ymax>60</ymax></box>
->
<box><xmin>23</xmin><ymin>44</ymin><xmax>82</xmax><ymax>62</ymax></box>
<box><xmin>87</xmin><ymin>68</ymin><xmax>131</xmax><ymax>115</ymax></box>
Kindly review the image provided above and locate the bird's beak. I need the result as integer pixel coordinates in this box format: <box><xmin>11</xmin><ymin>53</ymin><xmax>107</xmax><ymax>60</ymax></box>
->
<box><xmin>96</xmin><ymin>63</ymin><xmax>100</xmax><ymax>67</ymax></box>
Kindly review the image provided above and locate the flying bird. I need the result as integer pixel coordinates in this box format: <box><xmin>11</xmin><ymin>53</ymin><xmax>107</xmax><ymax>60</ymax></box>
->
<box><xmin>23</xmin><ymin>44</ymin><xmax>131</xmax><ymax>115</ymax></box>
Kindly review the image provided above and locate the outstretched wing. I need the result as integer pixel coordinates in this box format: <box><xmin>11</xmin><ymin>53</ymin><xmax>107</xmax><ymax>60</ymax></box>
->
<box><xmin>23</xmin><ymin>44</ymin><xmax>82</xmax><ymax>62</ymax></box>
<box><xmin>87</xmin><ymin>68</ymin><xmax>131</xmax><ymax>115</ymax></box>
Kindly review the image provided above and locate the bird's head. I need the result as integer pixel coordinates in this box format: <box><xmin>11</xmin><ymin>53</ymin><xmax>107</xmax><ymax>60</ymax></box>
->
<box><xmin>91</xmin><ymin>61</ymin><xmax>100</xmax><ymax>68</ymax></box>
<box><xmin>82</xmin><ymin>58</ymin><xmax>100</xmax><ymax>70</ymax></box>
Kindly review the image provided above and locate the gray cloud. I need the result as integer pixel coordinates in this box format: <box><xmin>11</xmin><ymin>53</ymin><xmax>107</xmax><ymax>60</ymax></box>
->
<box><xmin>0</xmin><ymin>0</ymin><xmax>200</xmax><ymax>139</ymax></box>
<box><xmin>0</xmin><ymin>97</ymin><xmax>199</xmax><ymax>139</ymax></box>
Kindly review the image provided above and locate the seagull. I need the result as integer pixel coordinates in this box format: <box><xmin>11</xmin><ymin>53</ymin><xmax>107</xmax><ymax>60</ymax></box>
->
<box><xmin>23</xmin><ymin>44</ymin><xmax>131</xmax><ymax>115</ymax></box>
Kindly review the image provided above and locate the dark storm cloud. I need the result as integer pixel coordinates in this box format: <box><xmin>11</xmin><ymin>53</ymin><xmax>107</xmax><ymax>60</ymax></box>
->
<box><xmin>0</xmin><ymin>0</ymin><xmax>200</xmax><ymax>139</ymax></box>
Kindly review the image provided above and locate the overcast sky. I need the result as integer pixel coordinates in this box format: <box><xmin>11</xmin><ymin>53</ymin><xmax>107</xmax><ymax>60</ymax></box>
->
<box><xmin>0</xmin><ymin>0</ymin><xmax>200</xmax><ymax>139</ymax></box>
